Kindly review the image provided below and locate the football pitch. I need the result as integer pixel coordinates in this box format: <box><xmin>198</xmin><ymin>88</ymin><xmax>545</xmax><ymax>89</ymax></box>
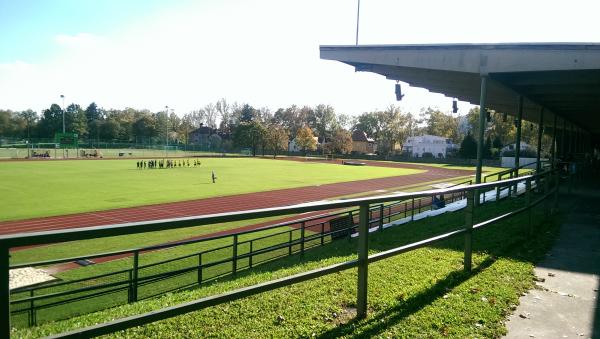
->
<box><xmin>0</xmin><ymin>158</ymin><xmax>424</xmax><ymax>221</ymax></box>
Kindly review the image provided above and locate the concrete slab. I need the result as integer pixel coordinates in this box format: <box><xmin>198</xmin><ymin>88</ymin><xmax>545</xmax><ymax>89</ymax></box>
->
<box><xmin>504</xmin><ymin>183</ymin><xmax>600</xmax><ymax>339</ymax></box>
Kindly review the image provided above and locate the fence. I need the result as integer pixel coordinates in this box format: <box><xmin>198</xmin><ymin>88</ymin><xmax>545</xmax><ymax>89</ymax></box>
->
<box><xmin>7</xmin><ymin>180</ymin><xmax>470</xmax><ymax>328</ymax></box>
<box><xmin>0</xmin><ymin>170</ymin><xmax>560</xmax><ymax>338</ymax></box>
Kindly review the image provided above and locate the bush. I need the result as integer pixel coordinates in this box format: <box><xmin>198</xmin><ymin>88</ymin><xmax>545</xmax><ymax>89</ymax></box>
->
<box><xmin>422</xmin><ymin>152</ymin><xmax>434</xmax><ymax>158</ymax></box>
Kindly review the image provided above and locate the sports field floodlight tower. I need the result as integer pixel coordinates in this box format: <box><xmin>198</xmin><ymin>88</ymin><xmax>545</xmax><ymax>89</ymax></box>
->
<box><xmin>395</xmin><ymin>81</ymin><xmax>404</xmax><ymax>101</ymax></box>
<box><xmin>60</xmin><ymin>94</ymin><xmax>65</xmax><ymax>133</ymax></box>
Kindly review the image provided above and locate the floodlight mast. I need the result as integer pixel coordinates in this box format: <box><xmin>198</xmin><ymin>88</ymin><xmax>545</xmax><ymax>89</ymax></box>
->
<box><xmin>60</xmin><ymin>94</ymin><xmax>65</xmax><ymax>133</ymax></box>
<box><xmin>165</xmin><ymin>106</ymin><xmax>169</xmax><ymax>158</ymax></box>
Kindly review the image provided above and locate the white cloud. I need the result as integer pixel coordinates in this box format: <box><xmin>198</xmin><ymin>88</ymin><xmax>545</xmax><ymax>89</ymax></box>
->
<box><xmin>1</xmin><ymin>0</ymin><xmax>598</xmax><ymax>116</ymax></box>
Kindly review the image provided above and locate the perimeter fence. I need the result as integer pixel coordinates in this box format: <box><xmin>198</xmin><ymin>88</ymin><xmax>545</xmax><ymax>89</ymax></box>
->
<box><xmin>0</xmin><ymin>166</ymin><xmax>568</xmax><ymax>338</ymax></box>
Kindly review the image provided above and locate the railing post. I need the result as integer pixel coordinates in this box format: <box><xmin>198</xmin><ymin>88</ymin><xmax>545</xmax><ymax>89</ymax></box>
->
<box><xmin>379</xmin><ymin>204</ymin><xmax>384</xmax><ymax>231</ymax></box>
<box><xmin>348</xmin><ymin>211</ymin><xmax>353</xmax><ymax>242</ymax></box>
<box><xmin>132</xmin><ymin>250</ymin><xmax>139</xmax><ymax>302</ymax></box>
<box><xmin>526</xmin><ymin>178</ymin><xmax>533</xmax><ymax>235</ymax></box>
<box><xmin>249</xmin><ymin>242</ymin><xmax>253</xmax><ymax>268</ymax></box>
<box><xmin>411</xmin><ymin>199</ymin><xmax>415</xmax><ymax>221</ymax></box>
<box><xmin>300</xmin><ymin>222</ymin><xmax>305</xmax><ymax>256</ymax></box>
<box><xmin>127</xmin><ymin>270</ymin><xmax>133</xmax><ymax>303</ymax></box>
<box><xmin>288</xmin><ymin>230</ymin><xmax>293</xmax><ymax>255</ymax></box>
<box><xmin>464</xmin><ymin>190</ymin><xmax>474</xmax><ymax>272</ymax></box>
<box><xmin>232</xmin><ymin>234</ymin><xmax>238</xmax><ymax>275</ymax></box>
<box><xmin>198</xmin><ymin>253</ymin><xmax>203</xmax><ymax>284</ymax></box>
<box><xmin>1</xmin><ymin>246</ymin><xmax>9</xmax><ymax>338</ymax></box>
<box><xmin>29</xmin><ymin>289</ymin><xmax>35</xmax><ymax>327</ymax></box>
<box><xmin>321</xmin><ymin>223</ymin><xmax>325</xmax><ymax>245</ymax></box>
<box><xmin>357</xmin><ymin>203</ymin><xmax>369</xmax><ymax>319</ymax></box>
<box><xmin>495</xmin><ymin>176</ymin><xmax>501</xmax><ymax>203</ymax></box>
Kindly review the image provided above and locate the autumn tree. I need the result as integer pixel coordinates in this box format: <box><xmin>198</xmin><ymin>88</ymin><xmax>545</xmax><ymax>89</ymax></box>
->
<box><xmin>295</xmin><ymin>126</ymin><xmax>317</xmax><ymax>155</ymax></box>
<box><xmin>330</xmin><ymin>129</ymin><xmax>353</xmax><ymax>154</ymax></box>
<box><xmin>265</xmin><ymin>124</ymin><xmax>289</xmax><ymax>158</ymax></box>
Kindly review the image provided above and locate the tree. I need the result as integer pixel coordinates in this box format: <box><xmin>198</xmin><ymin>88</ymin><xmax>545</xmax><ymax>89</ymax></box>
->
<box><xmin>265</xmin><ymin>124</ymin><xmax>289</xmax><ymax>158</ymax></box>
<box><xmin>421</xmin><ymin>107</ymin><xmax>460</xmax><ymax>143</ymax></box>
<box><xmin>459</xmin><ymin>133</ymin><xmax>477</xmax><ymax>158</ymax></box>
<box><xmin>272</xmin><ymin>105</ymin><xmax>307</xmax><ymax>138</ymax></box>
<box><xmin>232</xmin><ymin>121</ymin><xmax>265</xmax><ymax>156</ymax></box>
<box><xmin>484</xmin><ymin>136</ymin><xmax>493</xmax><ymax>159</ymax></box>
<box><xmin>19</xmin><ymin>110</ymin><xmax>37</xmax><ymax>139</ymax></box>
<box><xmin>240</xmin><ymin>104</ymin><xmax>257</xmax><ymax>123</ymax></box>
<box><xmin>208</xmin><ymin>134</ymin><xmax>222</xmax><ymax>150</ymax></box>
<box><xmin>378</xmin><ymin>105</ymin><xmax>409</xmax><ymax>157</ymax></box>
<box><xmin>295</xmin><ymin>126</ymin><xmax>317</xmax><ymax>155</ymax></box>
<box><xmin>330</xmin><ymin>129</ymin><xmax>353</xmax><ymax>154</ymax></box>
<box><xmin>308</xmin><ymin>104</ymin><xmax>336</xmax><ymax>139</ymax></box>
<box><xmin>65</xmin><ymin>104</ymin><xmax>88</xmax><ymax>136</ymax></box>
<box><xmin>216</xmin><ymin>98</ymin><xmax>232</xmax><ymax>133</ymax></box>
<box><xmin>37</xmin><ymin>104</ymin><xmax>63</xmax><ymax>138</ymax></box>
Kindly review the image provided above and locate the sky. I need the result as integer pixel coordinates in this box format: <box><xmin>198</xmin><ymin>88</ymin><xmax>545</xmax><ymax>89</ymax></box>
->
<box><xmin>1</xmin><ymin>0</ymin><xmax>599</xmax><ymax>117</ymax></box>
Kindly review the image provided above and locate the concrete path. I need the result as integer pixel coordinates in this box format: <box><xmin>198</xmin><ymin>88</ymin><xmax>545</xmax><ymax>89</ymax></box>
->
<box><xmin>505</xmin><ymin>180</ymin><xmax>600</xmax><ymax>339</ymax></box>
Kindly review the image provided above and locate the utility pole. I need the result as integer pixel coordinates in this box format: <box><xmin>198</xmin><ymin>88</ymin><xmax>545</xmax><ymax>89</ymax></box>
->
<box><xmin>165</xmin><ymin>106</ymin><xmax>169</xmax><ymax>158</ymax></box>
<box><xmin>60</xmin><ymin>94</ymin><xmax>65</xmax><ymax>133</ymax></box>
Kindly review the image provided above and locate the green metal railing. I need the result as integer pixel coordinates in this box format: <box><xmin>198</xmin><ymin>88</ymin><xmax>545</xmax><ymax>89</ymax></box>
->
<box><xmin>8</xmin><ymin>181</ymin><xmax>472</xmax><ymax>328</ymax></box>
<box><xmin>0</xmin><ymin>171</ymin><xmax>559</xmax><ymax>338</ymax></box>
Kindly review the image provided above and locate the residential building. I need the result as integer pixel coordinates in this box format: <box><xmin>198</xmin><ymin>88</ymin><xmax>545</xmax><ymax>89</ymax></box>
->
<box><xmin>403</xmin><ymin>135</ymin><xmax>457</xmax><ymax>158</ymax></box>
<box><xmin>351</xmin><ymin>130</ymin><xmax>377</xmax><ymax>154</ymax></box>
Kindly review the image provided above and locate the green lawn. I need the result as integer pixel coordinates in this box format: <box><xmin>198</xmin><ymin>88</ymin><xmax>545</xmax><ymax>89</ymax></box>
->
<box><xmin>0</xmin><ymin>158</ymin><xmax>423</xmax><ymax>221</ymax></box>
<box><xmin>14</xmin><ymin>192</ymin><xmax>559</xmax><ymax>338</ymax></box>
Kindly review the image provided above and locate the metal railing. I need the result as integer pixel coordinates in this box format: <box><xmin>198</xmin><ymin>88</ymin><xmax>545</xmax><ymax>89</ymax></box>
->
<box><xmin>8</xmin><ymin>179</ymin><xmax>472</xmax><ymax>328</ymax></box>
<box><xmin>0</xmin><ymin>171</ymin><xmax>559</xmax><ymax>338</ymax></box>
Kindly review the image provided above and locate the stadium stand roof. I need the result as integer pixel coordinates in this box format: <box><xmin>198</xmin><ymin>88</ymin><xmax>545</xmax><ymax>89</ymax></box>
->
<box><xmin>320</xmin><ymin>43</ymin><xmax>600</xmax><ymax>136</ymax></box>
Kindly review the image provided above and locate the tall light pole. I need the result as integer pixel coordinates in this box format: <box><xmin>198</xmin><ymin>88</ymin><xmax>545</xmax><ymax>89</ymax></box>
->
<box><xmin>60</xmin><ymin>94</ymin><xmax>65</xmax><ymax>133</ymax></box>
<box><xmin>165</xmin><ymin>106</ymin><xmax>169</xmax><ymax>157</ymax></box>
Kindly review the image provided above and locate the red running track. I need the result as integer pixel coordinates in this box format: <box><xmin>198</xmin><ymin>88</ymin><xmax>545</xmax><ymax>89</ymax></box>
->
<box><xmin>0</xmin><ymin>160</ymin><xmax>472</xmax><ymax>236</ymax></box>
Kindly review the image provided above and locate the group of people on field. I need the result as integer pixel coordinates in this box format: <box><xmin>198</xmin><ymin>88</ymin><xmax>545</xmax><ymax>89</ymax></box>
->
<box><xmin>136</xmin><ymin>159</ymin><xmax>201</xmax><ymax>169</ymax></box>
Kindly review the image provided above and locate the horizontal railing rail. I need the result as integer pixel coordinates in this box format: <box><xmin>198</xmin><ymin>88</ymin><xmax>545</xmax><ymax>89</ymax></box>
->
<box><xmin>1</xmin><ymin>169</ymin><xmax>560</xmax><ymax>337</ymax></box>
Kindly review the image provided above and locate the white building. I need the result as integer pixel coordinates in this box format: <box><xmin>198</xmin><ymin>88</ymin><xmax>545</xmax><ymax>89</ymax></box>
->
<box><xmin>403</xmin><ymin>135</ymin><xmax>457</xmax><ymax>158</ymax></box>
<box><xmin>500</xmin><ymin>142</ymin><xmax>534</xmax><ymax>154</ymax></box>
<box><xmin>288</xmin><ymin>137</ymin><xmax>319</xmax><ymax>152</ymax></box>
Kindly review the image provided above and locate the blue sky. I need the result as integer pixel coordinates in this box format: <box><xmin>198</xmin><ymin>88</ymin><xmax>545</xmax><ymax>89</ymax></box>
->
<box><xmin>1</xmin><ymin>0</ymin><xmax>599</xmax><ymax>116</ymax></box>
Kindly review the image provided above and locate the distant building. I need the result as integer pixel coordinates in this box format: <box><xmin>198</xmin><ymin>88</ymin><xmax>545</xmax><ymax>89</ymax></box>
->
<box><xmin>500</xmin><ymin>142</ymin><xmax>534</xmax><ymax>154</ymax></box>
<box><xmin>288</xmin><ymin>136</ymin><xmax>319</xmax><ymax>152</ymax></box>
<box><xmin>189</xmin><ymin>125</ymin><xmax>217</xmax><ymax>145</ymax></box>
<box><xmin>403</xmin><ymin>135</ymin><xmax>457</xmax><ymax>158</ymax></box>
<box><xmin>351</xmin><ymin>130</ymin><xmax>377</xmax><ymax>154</ymax></box>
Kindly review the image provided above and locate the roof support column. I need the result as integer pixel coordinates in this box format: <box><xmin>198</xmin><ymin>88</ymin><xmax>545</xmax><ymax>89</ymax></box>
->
<box><xmin>514</xmin><ymin>96</ymin><xmax>524</xmax><ymax>178</ymax></box>
<box><xmin>536</xmin><ymin>108</ymin><xmax>544</xmax><ymax>173</ymax></box>
<box><xmin>551</xmin><ymin>114</ymin><xmax>557</xmax><ymax>167</ymax></box>
<box><xmin>475</xmin><ymin>75</ymin><xmax>487</xmax><ymax>185</ymax></box>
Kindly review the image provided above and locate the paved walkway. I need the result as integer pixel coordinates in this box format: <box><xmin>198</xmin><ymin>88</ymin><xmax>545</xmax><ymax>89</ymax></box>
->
<box><xmin>505</xmin><ymin>177</ymin><xmax>600</xmax><ymax>339</ymax></box>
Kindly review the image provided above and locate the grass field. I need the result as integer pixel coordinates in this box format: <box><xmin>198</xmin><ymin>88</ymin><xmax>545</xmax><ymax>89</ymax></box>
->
<box><xmin>0</xmin><ymin>158</ymin><xmax>423</xmax><ymax>221</ymax></box>
<box><xmin>14</xmin><ymin>192</ymin><xmax>559</xmax><ymax>338</ymax></box>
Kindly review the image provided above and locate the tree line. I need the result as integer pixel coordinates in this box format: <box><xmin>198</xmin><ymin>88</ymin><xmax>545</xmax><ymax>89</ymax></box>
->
<box><xmin>0</xmin><ymin>99</ymin><xmax>546</xmax><ymax>158</ymax></box>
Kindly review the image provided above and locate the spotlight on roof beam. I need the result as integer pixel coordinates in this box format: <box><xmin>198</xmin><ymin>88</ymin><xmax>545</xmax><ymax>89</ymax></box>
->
<box><xmin>395</xmin><ymin>82</ymin><xmax>404</xmax><ymax>101</ymax></box>
<box><xmin>452</xmin><ymin>98</ymin><xmax>458</xmax><ymax>113</ymax></box>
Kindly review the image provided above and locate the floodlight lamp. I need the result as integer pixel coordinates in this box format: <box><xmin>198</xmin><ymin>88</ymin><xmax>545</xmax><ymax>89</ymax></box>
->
<box><xmin>395</xmin><ymin>81</ymin><xmax>404</xmax><ymax>101</ymax></box>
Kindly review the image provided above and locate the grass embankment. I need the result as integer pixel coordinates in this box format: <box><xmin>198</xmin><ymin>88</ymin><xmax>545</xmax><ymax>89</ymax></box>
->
<box><xmin>16</xmin><ymin>193</ymin><xmax>559</xmax><ymax>338</ymax></box>
<box><xmin>11</xmin><ymin>221</ymin><xmax>323</xmax><ymax>327</ymax></box>
<box><xmin>0</xmin><ymin>158</ymin><xmax>422</xmax><ymax>221</ymax></box>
